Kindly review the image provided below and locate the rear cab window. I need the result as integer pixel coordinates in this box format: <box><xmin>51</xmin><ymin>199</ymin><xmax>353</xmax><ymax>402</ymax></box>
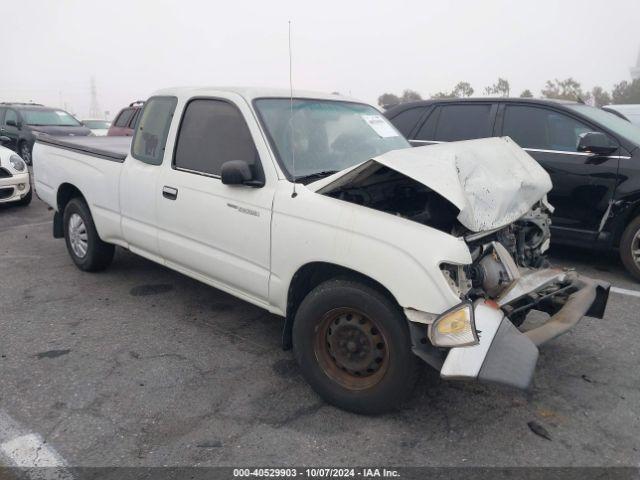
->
<box><xmin>131</xmin><ymin>96</ymin><xmax>178</xmax><ymax>165</ymax></box>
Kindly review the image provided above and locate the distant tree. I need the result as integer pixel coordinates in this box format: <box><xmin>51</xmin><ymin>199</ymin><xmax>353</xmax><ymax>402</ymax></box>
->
<box><xmin>611</xmin><ymin>79</ymin><xmax>640</xmax><ymax>104</ymax></box>
<box><xmin>451</xmin><ymin>81</ymin><xmax>474</xmax><ymax>98</ymax></box>
<box><xmin>431</xmin><ymin>81</ymin><xmax>474</xmax><ymax>99</ymax></box>
<box><xmin>520</xmin><ymin>89</ymin><xmax>534</xmax><ymax>98</ymax></box>
<box><xmin>400</xmin><ymin>89</ymin><xmax>423</xmax><ymax>103</ymax></box>
<box><xmin>591</xmin><ymin>86</ymin><xmax>611</xmax><ymax>107</ymax></box>
<box><xmin>484</xmin><ymin>78</ymin><xmax>510</xmax><ymax>97</ymax></box>
<box><xmin>431</xmin><ymin>91</ymin><xmax>456</xmax><ymax>99</ymax></box>
<box><xmin>541</xmin><ymin>77</ymin><xmax>591</xmax><ymax>102</ymax></box>
<box><xmin>377</xmin><ymin>93</ymin><xmax>401</xmax><ymax>108</ymax></box>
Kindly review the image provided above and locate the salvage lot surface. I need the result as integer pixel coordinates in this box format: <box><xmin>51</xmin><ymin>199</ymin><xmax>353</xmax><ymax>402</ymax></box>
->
<box><xmin>1</xmin><ymin>197</ymin><xmax>639</xmax><ymax>467</ymax></box>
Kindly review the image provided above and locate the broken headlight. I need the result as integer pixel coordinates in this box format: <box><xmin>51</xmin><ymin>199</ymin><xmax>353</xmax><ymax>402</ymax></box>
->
<box><xmin>428</xmin><ymin>302</ymin><xmax>478</xmax><ymax>347</ymax></box>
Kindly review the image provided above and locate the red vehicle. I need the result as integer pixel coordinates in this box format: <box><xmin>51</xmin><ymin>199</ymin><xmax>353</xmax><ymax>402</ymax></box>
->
<box><xmin>107</xmin><ymin>101</ymin><xmax>144</xmax><ymax>136</ymax></box>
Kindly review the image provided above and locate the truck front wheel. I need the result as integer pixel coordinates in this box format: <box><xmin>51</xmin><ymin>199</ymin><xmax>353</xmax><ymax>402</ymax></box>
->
<box><xmin>63</xmin><ymin>198</ymin><xmax>115</xmax><ymax>272</ymax></box>
<box><xmin>292</xmin><ymin>279</ymin><xmax>421</xmax><ymax>414</ymax></box>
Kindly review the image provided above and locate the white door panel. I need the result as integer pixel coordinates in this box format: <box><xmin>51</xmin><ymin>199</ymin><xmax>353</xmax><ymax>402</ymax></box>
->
<box><xmin>157</xmin><ymin>169</ymin><xmax>273</xmax><ymax>301</ymax></box>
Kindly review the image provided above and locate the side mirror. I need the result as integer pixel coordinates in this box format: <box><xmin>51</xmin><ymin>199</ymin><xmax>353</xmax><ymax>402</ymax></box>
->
<box><xmin>5</xmin><ymin>119</ymin><xmax>18</xmax><ymax>128</ymax></box>
<box><xmin>577</xmin><ymin>132</ymin><xmax>617</xmax><ymax>155</ymax></box>
<box><xmin>0</xmin><ymin>136</ymin><xmax>10</xmax><ymax>144</ymax></box>
<box><xmin>220</xmin><ymin>160</ymin><xmax>264</xmax><ymax>187</ymax></box>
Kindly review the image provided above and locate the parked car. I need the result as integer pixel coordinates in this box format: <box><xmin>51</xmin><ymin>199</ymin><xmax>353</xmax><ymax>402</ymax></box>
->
<box><xmin>385</xmin><ymin>98</ymin><xmax>640</xmax><ymax>280</ymax></box>
<box><xmin>107</xmin><ymin>101</ymin><xmax>144</xmax><ymax>136</ymax></box>
<box><xmin>0</xmin><ymin>137</ymin><xmax>31</xmax><ymax>206</ymax></box>
<box><xmin>82</xmin><ymin>119</ymin><xmax>111</xmax><ymax>136</ymax></box>
<box><xmin>602</xmin><ymin>104</ymin><xmax>640</xmax><ymax>126</ymax></box>
<box><xmin>32</xmin><ymin>87</ymin><xmax>608</xmax><ymax>414</ymax></box>
<box><xmin>0</xmin><ymin>103</ymin><xmax>91</xmax><ymax>165</ymax></box>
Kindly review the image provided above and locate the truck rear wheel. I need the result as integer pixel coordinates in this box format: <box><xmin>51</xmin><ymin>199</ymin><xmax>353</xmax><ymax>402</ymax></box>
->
<box><xmin>63</xmin><ymin>198</ymin><xmax>114</xmax><ymax>272</ymax></box>
<box><xmin>292</xmin><ymin>279</ymin><xmax>421</xmax><ymax>414</ymax></box>
<box><xmin>620</xmin><ymin>215</ymin><xmax>640</xmax><ymax>281</ymax></box>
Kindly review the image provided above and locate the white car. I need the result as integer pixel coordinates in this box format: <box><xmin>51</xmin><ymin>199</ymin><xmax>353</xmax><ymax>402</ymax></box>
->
<box><xmin>0</xmin><ymin>141</ymin><xmax>31</xmax><ymax>206</ymax></box>
<box><xmin>32</xmin><ymin>87</ymin><xmax>609</xmax><ymax>413</ymax></box>
<box><xmin>81</xmin><ymin>119</ymin><xmax>111</xmax><ymax>136</ymax></box>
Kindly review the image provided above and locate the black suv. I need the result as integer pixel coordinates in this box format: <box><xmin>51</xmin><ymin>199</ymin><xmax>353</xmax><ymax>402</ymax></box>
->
<box><xmin>385</xmin><ymin>98</ymin><xmax>640</xmax><ymax>280</ymax></box>
<box><xmin>0</xmin><ymin>103</ymin><xmax>91</xmax><ymax>164</ymax></box>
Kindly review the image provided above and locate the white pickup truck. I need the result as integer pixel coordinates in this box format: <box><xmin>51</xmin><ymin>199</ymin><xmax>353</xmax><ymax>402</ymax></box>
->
<box><xmin>33</xmin><ymin>87</ymin><xmax>609</xmax><ymax>414</ymax></box>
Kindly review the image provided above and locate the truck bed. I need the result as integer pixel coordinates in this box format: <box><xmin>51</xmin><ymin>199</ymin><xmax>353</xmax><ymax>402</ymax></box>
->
<box><xmin>35</xmin><ymin>134</ymin><xmax>132</xmax><ymax>162</ymax></box>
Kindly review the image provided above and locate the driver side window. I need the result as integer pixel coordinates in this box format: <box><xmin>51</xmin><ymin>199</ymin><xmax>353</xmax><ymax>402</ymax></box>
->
<box><xmin>173</xmin><ymin>99</ymin><xmax>259</xmax><ymax>178</ymax></box>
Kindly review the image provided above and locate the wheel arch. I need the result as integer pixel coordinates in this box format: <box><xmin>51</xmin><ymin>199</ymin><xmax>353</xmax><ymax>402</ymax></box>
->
<box><xmin>281</xmin><ymin>261</ymin><xmax>400</xmax><ymax>350</ymax></box>
<box><xmin>53</xmin><ymin>183</ymin><xmax>87</xmax><ymax>238</ymax></box>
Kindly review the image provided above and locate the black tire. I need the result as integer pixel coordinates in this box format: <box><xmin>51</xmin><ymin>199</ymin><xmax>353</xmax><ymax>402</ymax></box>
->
<box><xmin>63</xmin><ymin>197</ymin><xmax>114</xmax><ymax>272</ymax></box>
<box><xmin>292</xmin><ymin>278</ymin><xmax>421</xmax><ymax>414</ymax></box>
<box><xmin>620</xmin><ymin>216</ymin><xmax>640</xmax><ymax>281</ymax></box>
<box><xmin>15</xmin><ymin>188</ymin><xmax>32</xmax><ymax>206</ymax></box>
<box><xmin>19</xmin><ymin>141</ymin><xmax>32</xmax><ymax>166</ymax></box>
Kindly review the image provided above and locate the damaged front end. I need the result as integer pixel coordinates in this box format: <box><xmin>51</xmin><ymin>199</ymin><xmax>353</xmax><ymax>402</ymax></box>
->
<box><xmin>434</xmin><ymin>232</ymin><xmax>610</xmax><ymax>390</ymax></box>
<box><xmin>310</xmin><ymin>137</ymin><xmax>610</xmax><ymax>391</ymax></box>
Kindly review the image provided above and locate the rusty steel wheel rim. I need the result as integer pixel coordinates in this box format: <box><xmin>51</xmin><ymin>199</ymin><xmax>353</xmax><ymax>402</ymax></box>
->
<box><xmin>313</xmin><ymin>308</ymin><xmax>390</xmax><ymax>391</ymax></box>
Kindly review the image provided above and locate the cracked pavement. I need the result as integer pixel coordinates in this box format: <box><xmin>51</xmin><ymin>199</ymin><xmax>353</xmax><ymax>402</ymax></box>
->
<box><xmin>1</xmin><ymin>198</ymin><xmax>639</xmax><ymax>467</ymax></box>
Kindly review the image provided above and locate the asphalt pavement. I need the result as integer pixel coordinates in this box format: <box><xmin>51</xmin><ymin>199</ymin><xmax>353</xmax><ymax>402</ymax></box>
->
<box><xmin>1</xmin><ymin>197</ymin><xmax>639</xmax><ymax>468</ymax></box>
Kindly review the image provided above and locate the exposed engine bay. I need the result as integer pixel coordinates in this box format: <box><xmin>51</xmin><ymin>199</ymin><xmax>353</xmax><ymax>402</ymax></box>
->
<box><xmin>323</xmin><ymin>165</ymin><xmax>564</xmax><ymax>325</ymax></box>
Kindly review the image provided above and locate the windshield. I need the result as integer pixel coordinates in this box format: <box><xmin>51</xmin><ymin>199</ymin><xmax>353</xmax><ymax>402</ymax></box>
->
<box><xmin>254</xmin><ymin>99</ymin><xmax>410</xmax><ymax>181</ymax></box>
<box><xmin>83</xmin><ymin>120</ymin><xmax>110</xmax><ymax>129</ymax></box>
<box><xmin>568</xmin><ymin>104</ymin><xmax>640</xmax><ymax>146</ymax></box>
<box><xmin>22</xmin><ymin>109</ymin><xmax>81</xmax><ymax>127</ymax></box>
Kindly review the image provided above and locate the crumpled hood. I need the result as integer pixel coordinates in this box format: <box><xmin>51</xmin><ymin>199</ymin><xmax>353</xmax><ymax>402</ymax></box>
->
<box><xmin>309</xmin><ymin>137</ymin><xmax>552</xmax><ymax>232</ymax></box>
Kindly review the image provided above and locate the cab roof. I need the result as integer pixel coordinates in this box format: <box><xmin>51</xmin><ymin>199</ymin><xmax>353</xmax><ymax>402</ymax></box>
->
<box><xmin>151</xmin><ymin>86</ymin><xmax>363</xmax><ymax>104</ymax></box>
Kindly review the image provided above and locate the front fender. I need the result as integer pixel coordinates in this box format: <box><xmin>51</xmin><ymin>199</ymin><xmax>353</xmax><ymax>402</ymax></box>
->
<box><xmin>269</xmin><ymin>186</ymin><xmax>471</xmax><ymax>316</ymax></box>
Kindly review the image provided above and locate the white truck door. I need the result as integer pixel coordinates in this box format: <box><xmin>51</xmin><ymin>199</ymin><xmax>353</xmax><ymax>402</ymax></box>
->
<box><xmin>119</xmin><ymin>96</ymin><xmax>178</xmax><ymax>262</ymax></box>
<box><xmin>156</xmin><ymin>96</ymin><xmax>275</xmax><ymax>304</ymax></box>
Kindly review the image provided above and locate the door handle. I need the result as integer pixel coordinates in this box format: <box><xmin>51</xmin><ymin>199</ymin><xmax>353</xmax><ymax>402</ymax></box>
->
<box><xmin>162</xmin><ymin>186</ymin><xmax>178</xmax><ymax>200</ymax></box>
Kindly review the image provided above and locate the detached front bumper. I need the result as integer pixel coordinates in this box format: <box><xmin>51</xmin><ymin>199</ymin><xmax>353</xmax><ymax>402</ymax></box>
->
<box><xmin>439</xmin><ymin>271</ymin><xmax>610</xmax><ymax>390</ymax></box>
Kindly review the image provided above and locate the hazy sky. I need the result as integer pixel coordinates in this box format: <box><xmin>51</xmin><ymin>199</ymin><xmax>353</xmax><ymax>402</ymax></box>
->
<box><xmin>2</xmin><ymin>0</ymin><xmax>639</xmax><ymax>119</ymax></box>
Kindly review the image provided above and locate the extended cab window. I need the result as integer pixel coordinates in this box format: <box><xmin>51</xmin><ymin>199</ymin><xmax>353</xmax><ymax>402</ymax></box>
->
<box><xmin>131</xmin><ymin>96</ymin><xmax>177</xmax><ymax>165</ymax></box>
<box><xmin>174</xmin><ymin>99</ymin><xmax>258</xmax><ymax>177</ymax></box>
<box><xmin>434</xmin><ymin>104</ymin><xmax>493</xmax><ymax>142</ymax></box>
<box><xmin>503</xmin><ymin>106</ymin><xmax>592</xmax><ymax>152</ymax></box>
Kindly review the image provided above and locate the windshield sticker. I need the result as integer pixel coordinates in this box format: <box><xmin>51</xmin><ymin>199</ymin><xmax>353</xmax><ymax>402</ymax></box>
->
<box><xmin>361</xmin><ymin>114</ymin><xmax>399</xmax><ymax>138</ymax></box>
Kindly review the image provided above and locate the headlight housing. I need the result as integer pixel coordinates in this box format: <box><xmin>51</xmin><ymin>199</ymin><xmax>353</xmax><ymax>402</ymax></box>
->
<box><xmin>9</xmin><ymin>155</ymin><xmax>26</xmax><ymax>172</ymax></box>
<box><xmin>428</xmin><ymin>302</ymin><xmax>478</xmax><ymax>347</ymax></box>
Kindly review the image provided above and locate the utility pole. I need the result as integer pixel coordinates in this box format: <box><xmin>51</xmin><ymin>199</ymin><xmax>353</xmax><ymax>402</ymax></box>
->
<box><xmin>89</xmin><ymin>76</ymin><xmax>101</xmax><ymax>118</ymax></box>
